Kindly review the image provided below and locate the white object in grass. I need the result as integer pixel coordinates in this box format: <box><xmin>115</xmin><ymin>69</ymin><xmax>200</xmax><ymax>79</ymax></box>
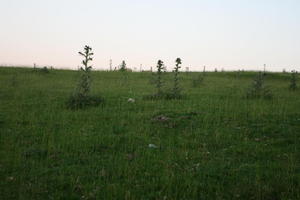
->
<box><xmin>128</xmin><ymin>98</ymin><xmax>135</xmax><ymax>103</ymax></box>
<box><xmin>148</xmin><ymin>144</ymin><xmax>158</xmax><ymax>148</ymax></box>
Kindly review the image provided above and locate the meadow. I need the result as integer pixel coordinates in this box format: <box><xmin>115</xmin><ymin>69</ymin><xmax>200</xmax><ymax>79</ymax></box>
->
<box><xmin>0</xmin><ymin>67</ymin><xmax>299</xmax><ymax>200</ymax></box>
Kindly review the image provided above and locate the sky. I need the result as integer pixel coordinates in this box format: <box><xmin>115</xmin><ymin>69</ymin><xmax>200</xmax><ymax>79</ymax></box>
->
<box><xmin>0</xmin><ymin>0</ymin><xmax>299</xmax><ymax>72</ymax></box>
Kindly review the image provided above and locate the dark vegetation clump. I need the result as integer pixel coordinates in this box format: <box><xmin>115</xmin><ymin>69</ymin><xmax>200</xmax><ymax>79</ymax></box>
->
<box><xmin>118</xmin><ymin>60</ymin><xmax>131</xmax><ymax>84</ymax></box>
<box><xmin>67</xmin><ymin>45</ymin><xmax>102</xmax><ymax>109</ymax></box>
<box><xmin>246</xmin><ymin>72</ymin><xmax>273</xmax><ymax>99</ymax></box>
<box><xmin>33</xmin><ymin>66</ymin><xmax>50</xmax><ymax>74</ymax></box>
<box><xmin>67</xmin><ymin>94</ymin><xmax>103</xmax><ymax>110</ymax></box>
<box><xmin>40</xmin><ymin>66</ymin><xmax>50</xmax><ymax>73</ymax></box>
<box><xmin>119</xmin><ymin>60</ymin><xmax>127</xmax><ymax>72</ymax></box>
<box><xmin>289</xmin><ymin>70</ymin><xmax>297</xmax><ymax>90</ymax></box>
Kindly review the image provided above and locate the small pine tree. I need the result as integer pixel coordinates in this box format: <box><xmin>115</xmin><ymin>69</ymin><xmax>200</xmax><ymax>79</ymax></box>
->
<box><xmin>246</xmin><ymin>72</ymin><xmax>272</xmax><ymax>99</ymax></box>
<box><xmin>289</xmin><ymin>70</ymin><xmax>297</xmax><ymax>90</ymax></box>
<box><xmin>120</xmin><ymin>60</ymin><xmax>127</xmax><ymax>72</ymax></box>
<box><xmin>156</xmin><ymin>60</ymin><xmax>164</xmax><ymax>95</ymax></box>
<box><xmin>168</xmin><ymin>58</ymin><xmax>182</xmax><ymax>98</ymax></box>
<box><xmin>77</xmin><ymin>45</ymin><xmax>93</xmax><ymax>97</ymax></box>
<box><xmin>67</xmin><ymin>46</ymin><xmax>102</xmax><ymax>109</ymax></box>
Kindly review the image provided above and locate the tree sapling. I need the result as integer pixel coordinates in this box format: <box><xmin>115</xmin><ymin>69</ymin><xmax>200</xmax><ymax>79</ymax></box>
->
<box><xmin>166</xmin><ymin>58</ymin><xmax>183</xmax><ymax>99</ymax></box>
<box><xmin>156</xmin><ymin>60</ymin><xmax>164</xmax><ymax>96</ymax></box>
<box><xmin>67</xmin><ymin>45</ymin><xmax>102</xmax><ymax>109</ymax></box>
<box><xmin>246</xmin><ymin>72</ymin><xmax>273</xmax><ymax>99</ymax></box>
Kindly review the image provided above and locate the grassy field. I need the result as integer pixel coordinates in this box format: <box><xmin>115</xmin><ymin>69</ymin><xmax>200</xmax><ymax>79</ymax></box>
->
<box><xmin>0</xmin><ymin>67</ymin><xmax>299</xmax><ymax>200</ymax></box>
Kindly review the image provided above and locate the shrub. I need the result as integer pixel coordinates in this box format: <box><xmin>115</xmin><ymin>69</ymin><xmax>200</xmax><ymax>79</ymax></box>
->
<box><xmin>246</xmin><ymin>72</ymin><xmax>273</xmax><ymax>99</ymax></box>
<box><xmin>67</xmin><ymin>94</ymin><xmax>103</xmax><ymax>110</ymax></box>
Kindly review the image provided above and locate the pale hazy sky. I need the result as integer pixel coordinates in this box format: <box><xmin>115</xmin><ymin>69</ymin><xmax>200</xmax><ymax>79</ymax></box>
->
<box><xmin>0</xmin><ymin>0</ymin><xmax>299</xmax><ymax>71</ymax></box>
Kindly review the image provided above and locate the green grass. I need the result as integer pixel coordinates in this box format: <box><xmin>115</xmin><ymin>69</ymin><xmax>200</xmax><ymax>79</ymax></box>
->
<box><xmin>0</xmin><ymin>67</ymin><xmax>299</xmax><ymax>200</ymax></box>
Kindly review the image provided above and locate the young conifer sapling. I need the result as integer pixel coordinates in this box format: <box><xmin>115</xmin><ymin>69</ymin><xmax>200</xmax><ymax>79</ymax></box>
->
<box><xmin>67</xmin><ymin>45</ymin><xmax>102</xmax><ymax>109</ymax></box>
<box><xmin>77</xmin><ymin>45</ymin><xmax>93</xmax><ymax>98</ymax></box>
<box><xmin>156</xmin><ymin>60</ymin><xmax>164</xmax><ymax>96</ymax></box>
<box><xmin>120</xmin><ymin>60</ymin><xmax>127</xmax><ymax>72</ymax></box>
<box><xmin>172</xmin><ymin>58</ymin><xmax>182</xmax><ymax>98</ymax></box>
<box><xmin>246</xmin><ymin>72</ymin><xmax>272</xmax><ymax>99</ymax></box>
